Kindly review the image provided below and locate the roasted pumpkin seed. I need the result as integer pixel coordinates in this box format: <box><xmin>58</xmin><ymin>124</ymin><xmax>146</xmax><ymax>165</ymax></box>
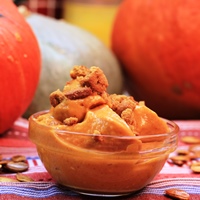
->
<box><xmin>190</xmin><ymin>162</ymin><xmax>200</xmax><ymax>173</ymax></box>
<box><xmin>12</xmin><ymin>155</ymin><xmax>26</xmax><ymax>162</ymax></box>
<box><xmin>5</xmin><ymin>161</ymin><xmax>29</xmax><ymax>173</ymax></box>
<box><xmin>181</xmin><ymin>136</ymin><xmax>200</xmax><ymax>144</ymax></box>
<box><xmin>165</xmin><ymin>188</ymin><xmax>190</xmax><ymax>200</ymax></box>
<box><xmin>16</xmin><ymin>173</ymin><xmax>34</xmax><ymax>182</ymax></box>
<box><xmin>0</xmin><ymin>177</ymin><xmax>18</xmax><ymax>182</ymax></box>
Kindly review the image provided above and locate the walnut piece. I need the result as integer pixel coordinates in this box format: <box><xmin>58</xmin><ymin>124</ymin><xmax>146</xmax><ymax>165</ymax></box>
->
<box><xmin>50</xmin><ymin>90</ymin><xmax>65</xmax><ymax>107</ymax></box>
<box><xmin>65</xmin><ymin>87</ymin><xmax>92</xmax><ymax>100</ymax></box>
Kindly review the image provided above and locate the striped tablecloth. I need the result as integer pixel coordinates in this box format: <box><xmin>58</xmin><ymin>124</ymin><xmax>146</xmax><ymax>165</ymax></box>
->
<box><xmin>0</xmin><ymin>118</ymin><xmax>200</xmax><ymax>200</ymax></box>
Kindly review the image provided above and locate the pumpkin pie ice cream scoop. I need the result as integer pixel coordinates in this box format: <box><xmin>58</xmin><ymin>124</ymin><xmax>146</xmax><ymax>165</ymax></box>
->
<box><xmin>29</xmin><ymin>65</ymin><xmax>179</xmax><ymax>196</ymax></box>
<box><xmin>39</xmin><ymin>65</ymin><xmax>169</xmax><ymax>137</ymax></box>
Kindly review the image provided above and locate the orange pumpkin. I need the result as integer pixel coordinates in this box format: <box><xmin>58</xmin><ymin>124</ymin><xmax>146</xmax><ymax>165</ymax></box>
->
<box><xmin>0</xmin><ymin>0</ymin><xmax>41</xmax><ymax>133</ymax></box>
<box><xmin>112</xmin><ymin>0</ymin><xmax>200</xmax><ymax>119</ymax></box>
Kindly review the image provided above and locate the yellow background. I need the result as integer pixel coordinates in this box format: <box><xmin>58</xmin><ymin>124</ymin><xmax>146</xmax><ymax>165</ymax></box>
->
<box><xmin>63</xmin><ymin>1</ymin><xmax>121</xmax><ymax>47</ymax></box>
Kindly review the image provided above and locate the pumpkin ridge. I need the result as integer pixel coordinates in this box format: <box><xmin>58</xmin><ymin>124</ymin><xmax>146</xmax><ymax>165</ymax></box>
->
<box><xmin>0</xmin><ymin>0</ymin><xmax>41</xmax><ymax>133</ymax></box>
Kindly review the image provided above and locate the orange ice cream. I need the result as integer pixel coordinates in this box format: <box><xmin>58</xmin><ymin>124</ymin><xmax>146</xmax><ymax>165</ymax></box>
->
<box><xmin>38</xmin><ymin>65</ymin><xmax>169</xmax><ymax>137</ymax></box>
<box><xmin>29</xmin><ymin>66</ymin><xmax>178</xmax><ymax>195</ymax></box>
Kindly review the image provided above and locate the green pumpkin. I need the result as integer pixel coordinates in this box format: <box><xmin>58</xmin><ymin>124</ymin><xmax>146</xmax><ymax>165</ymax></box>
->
<box><xmin>23</xmin><ymin>12</ymin><xmax>123</xmax><ymax>118</ymax></box>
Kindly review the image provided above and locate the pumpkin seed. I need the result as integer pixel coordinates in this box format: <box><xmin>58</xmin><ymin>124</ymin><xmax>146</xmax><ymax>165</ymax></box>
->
<box><xmin>181</xmin><ymin>136</ymin><xmax>200</xmax><ymax>144</ymax></box>
<box><xmin>16</xmin><ymin>173</ymin><xmax>34</xmax><ymax>182</ymax></box>
<box><xmin>168</xmin><ymin>138</ymin><xmax>200</xmax><ymax>174</ymax></box>
<box><xmin>0</xmin><ymin>154</ymin><xmax>29</xmax><ymax>174</ymax></box>
<box><xmin>189</xmin><ymin>152</ymin><xmax>199</xmax><ymax>160</ymax></box>
<box><xmin>171</xmin><ymin>159</ymin><xmax>185</xmax><ymax>166</ymax></box>
<box><xmin>0</xmin><ymin>177</ymin><xmax>18</xmax><ymax>182</ymax></box>
<box><xmin>0</xmin><ymin>160</ymin><xmax>10</xmax><ymax>165</ymax></box>
<box><xmin>190</xmin><ymin>162</ymin><xmax>200</xmax><ymax>173</ymax></box>
<box><xmin>189</xmin><ymin>144</ymin><xmax>200</xmax><ymax>158</ymax></box>
<box><xmin>165</xmin><ymin>188</ymin><xmax>190</xmax><ymax>200</ymax></box>
<box><xmin>12</xmin><ymin>155</ymin><xmax>26</xmax><ymax>162</ymax></box>
<box><xmin>170</xmin><ymin>155</ymin><xmax>189</xmax><ymax>164</ymax></box>
<box><xmin>189</xmin><ymin>144</ymin><xmax>200</xmax><ymax>152</ymax></box>
<box><xmin>176</xmin><ymin>149</ymin><xmax>189</xmax><ymax>156</ymax></box>
<box><xmin>5</xmin><ymin>161</ymin><xmax>29</xmax><ymax>173</ymax></box>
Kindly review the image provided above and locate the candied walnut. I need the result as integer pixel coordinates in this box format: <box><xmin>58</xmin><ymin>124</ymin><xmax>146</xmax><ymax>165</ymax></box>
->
<box><xmin>80</xmin><ymin>66</ymin><xmax>108</xmax><ymax>94</ymax></box>
<box><xmin>63</xmin><ymin>117</ymin><xmax>78</xmax><ymax>126</ymax></box>
<box><xmin>108</xmin><ymin>94</ymin><xmax>137</xmax><ymax>116</ymax></box>
<box><xmin>69</xmin><ymin>66</ymin><xmax>108</xmax><ymax>95</ymax></box>
<box><xmin>65</xmin><ymin>87</ymin><xmax>92</xmax><ymax>100</ymax></box>
<box><xmin>121</xmin><ymin>108</ymin><xmax>135</xmax><ymax>126</ymax></box>
<box><xmin>50</xmin><ymin>90</ymin><xmax>65</xmax><ymax>107</ymax></box>
<box><xmin>70</xmin><ymin>65</ymin><xmax>89</xmax><ymax>79</ymax></box>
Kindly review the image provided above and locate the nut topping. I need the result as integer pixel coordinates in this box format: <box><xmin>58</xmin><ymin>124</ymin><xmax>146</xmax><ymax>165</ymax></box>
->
<box><xmin>50</xmin><ymin>89</ymin><xmax>65</xmax><ymax>107</ymax></box>
<box><xmin>63</xmin><ymin>117</ymin><xmax>79</xmax><ymax>126</ymax></box>
<box><xmin>65</xmin><ymin>87</ymin><xmax>92</xmax><ymax>100</ymax></box>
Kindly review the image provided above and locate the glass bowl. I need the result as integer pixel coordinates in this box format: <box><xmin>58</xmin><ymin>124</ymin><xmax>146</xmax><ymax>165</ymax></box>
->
<box><xmin>28</xmin><ymin>110</ymin><xmax>179</xmax><ymax>197</ymax></box>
